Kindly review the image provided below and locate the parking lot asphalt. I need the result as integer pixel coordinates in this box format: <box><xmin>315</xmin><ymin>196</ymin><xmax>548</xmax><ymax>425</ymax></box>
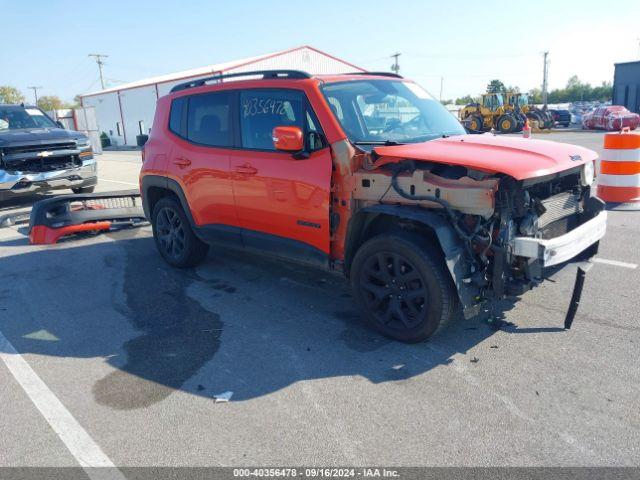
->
<box><xmin>1</xmin><ymin>131</ymin><xmax>639</xmax><ymax>469</ymax></box>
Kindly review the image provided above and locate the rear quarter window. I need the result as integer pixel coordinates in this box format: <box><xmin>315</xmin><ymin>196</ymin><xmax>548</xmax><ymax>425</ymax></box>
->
<box><xmin>168</xmin><ymin>97</ymin><xmax>185</xmax><ymax>136</ymax></box>
<box><xmin>186</xmin><ymin>92</ymin><xmax>232</xmax><ymax>147</ymax></box>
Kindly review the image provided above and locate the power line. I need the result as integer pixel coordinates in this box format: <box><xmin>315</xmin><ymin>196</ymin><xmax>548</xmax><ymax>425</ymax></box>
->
<box><xmin>27</xmin><ymin>86</ymin><xmax>42</xmax><ymax>105</ymax></box>
<box><xmin>88</xmin><ymin>53</ymin><xmax>109</xmax><ymax>89</ymax></box>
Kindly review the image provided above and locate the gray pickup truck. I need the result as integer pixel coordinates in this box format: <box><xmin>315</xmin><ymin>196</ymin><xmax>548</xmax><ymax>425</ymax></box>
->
<box><xmin>0</xmin><ymin>104</ymin><xmax>97</xmax><ymax>201</ymax></box>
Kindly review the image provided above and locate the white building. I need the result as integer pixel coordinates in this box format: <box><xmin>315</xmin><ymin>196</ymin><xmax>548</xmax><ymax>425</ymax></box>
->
<box><xmin>80</xmin><ymin>45</ymin><xmax>363</xmax><ymax>147</ymax></box>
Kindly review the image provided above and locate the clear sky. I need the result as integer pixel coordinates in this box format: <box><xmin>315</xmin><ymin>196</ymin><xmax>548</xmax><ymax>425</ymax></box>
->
<box><xmin>1</xmin><ymin>0</ymin><xmax>639</xmax><ymax>103</ymax></box>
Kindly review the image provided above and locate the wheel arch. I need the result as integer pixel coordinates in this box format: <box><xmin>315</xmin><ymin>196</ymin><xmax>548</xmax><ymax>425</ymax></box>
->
<box><xmin>344</xmin><ymin>204</ymin><xmax>479</xmax><ymax>316</ymax></box>
<box><xmin>345</xmin><ymin>205</ymin><xmax>458</xmax><ymax>274</ymax></box>
<box><xmin>140</xmin><ymin>175</ymin><xmax>195</xmax><ymax>227</ymax></box>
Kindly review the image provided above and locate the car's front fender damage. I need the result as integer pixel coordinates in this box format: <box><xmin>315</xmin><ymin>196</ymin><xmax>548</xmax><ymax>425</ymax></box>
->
<box><xmin>346</xmin><ymin>204</ymin><xmax>483</xmax><ymax>318</ymax></box>
<box><xmin>348</xmin><ymin>157</ymin><xmax>607</xmax><ymax>326</ymax></box>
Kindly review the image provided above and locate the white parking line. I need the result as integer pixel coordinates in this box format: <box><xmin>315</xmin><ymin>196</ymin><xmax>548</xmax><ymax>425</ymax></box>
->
<box><xmin>0</xmin><ymin>329</ymin><xmax>125</xmax><ymax>480</ymax></box>
<box><xmin>100</xmin><ymin>179</ymin><xmax>139</xmax><ymax>187</ymax></box>
<box><xmin>593</xmin><ymin>258</ymin><xmax>638</xmax><ymax>269</ymax></box>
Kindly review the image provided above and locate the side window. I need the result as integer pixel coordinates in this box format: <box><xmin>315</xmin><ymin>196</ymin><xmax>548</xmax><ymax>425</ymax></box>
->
<box><xmin>186</xmin><ymin>92</ymin><xmax>232</xmax><ymax>147</ymax></box>
<box><xmin>168</xmin><ymin>97</ymin><xmax>185</xmax><ymax>136</ymax></box>
<box><xmin>240</xmin><ymin>90</ymin><xmax>305</xmax><ymax>151</ymax></box>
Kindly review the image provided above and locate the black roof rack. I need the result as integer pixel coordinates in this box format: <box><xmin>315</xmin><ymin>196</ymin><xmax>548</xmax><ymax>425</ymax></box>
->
<box><xmin>345</xmin><ymin>71</ymin><xmax>403</xmax><ymax>78</ymax></box>
<box><xmin>170</xmin><ymin>70</ymin><xmax>311</xmax><ymax>93</ymax></box>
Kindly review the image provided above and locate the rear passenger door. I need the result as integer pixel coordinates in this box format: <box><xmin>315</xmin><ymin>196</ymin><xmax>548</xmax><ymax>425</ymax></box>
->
<box><xmin>168</xmin><ymin>91</ymin><xmax>241</xmax><ymax>241</ymax></box>
<box><xmin>229</xmin><ymin>88</ymin><xmax>332</xmax><ymax>265</ymax></box>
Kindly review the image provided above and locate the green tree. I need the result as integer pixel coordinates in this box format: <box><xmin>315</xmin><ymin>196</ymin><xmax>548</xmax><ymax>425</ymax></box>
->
<box><xmin>486</xmin><ymin>79</ymin><xmax>506</xmax><ymax>94</ymax></box>
<box><xmin>0</xmin><ymin>86</ymin><xmax>26</xmax><ymax>104</ymax></box>
<box><xmin>455</xmin><ymin>95</ymin><xmax>478</xmax><ymax>105</ymax></box>
<box><xmin>71</xmin><ymin>94</ymin><xmax>83</xmax><ymax>108</ymax></box>
<box><xmin>37</xmin><ymin>95</ymin><xmax>65</xmax><ymax>112</ymax></box>
<box><xmin>528</xmin><ymin>88</ymin><xmax>543</xmax><ymax>104</ymax></box>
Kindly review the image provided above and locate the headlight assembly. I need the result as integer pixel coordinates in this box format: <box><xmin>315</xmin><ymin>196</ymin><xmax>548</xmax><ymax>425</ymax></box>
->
<box><xmin>581</xmin><ymin>160</ymin><xmax>595</xmax><ymax>186</ymax></box>
<box><xmin>76</xmin><ymin>138</ymin><xmax>91</xmax><ymax>148</ymax></box>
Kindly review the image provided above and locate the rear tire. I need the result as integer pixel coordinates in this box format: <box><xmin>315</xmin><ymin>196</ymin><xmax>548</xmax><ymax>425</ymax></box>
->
<box><xmin>152</xmin><ymin>196</ymin><xmax>209</xmax><ymax>268</ymax></box>
<box><xmin>71</xmin><ymin>186</ymin><xmax>95</xmax><ymax>194</ymax></box>
<box><xmin>351</xmin><ymin>231</ymin><xmax>456</xmax><ymax>343</ymax></box>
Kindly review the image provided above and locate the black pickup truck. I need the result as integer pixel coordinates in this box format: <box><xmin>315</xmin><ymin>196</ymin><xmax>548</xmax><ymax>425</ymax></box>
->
<box><xmin>549</xmin><ymin>108</ymin><xmax>572</xmax><ymax>128</ymax></box>
<box><xmin>0</xmin><ymin>104</ymin><xmax>97</xmax><ymax>201</ymax></box>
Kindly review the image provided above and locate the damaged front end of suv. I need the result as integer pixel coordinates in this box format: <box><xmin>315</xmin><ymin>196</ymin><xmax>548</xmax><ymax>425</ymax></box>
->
<box><xmin>349</xmin><ymin>136</ymin><xmax>606</xmax><ymax>327</ymax></box>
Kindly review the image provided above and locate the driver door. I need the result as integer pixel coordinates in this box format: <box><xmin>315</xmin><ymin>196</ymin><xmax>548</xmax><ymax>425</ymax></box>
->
<box><xmin>229</xmin><ymin>88</ymin><xmax>332</xmax><ymax>265</ymax></box>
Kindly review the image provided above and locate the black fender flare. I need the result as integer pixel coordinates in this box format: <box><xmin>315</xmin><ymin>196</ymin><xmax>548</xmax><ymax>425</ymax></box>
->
<box><xmin>345</xmin><ymin>204</ymin><xmax>480</xmax><ymax>317</ymax></box>
<box><xmin>140</xmin><ymin>175</ymin><xmax>196</xmax><ymax>227</ymax></box>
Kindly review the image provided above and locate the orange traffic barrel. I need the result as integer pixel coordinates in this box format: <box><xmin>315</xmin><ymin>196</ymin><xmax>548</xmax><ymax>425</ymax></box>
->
<box><xmin>597</xmin><ymin>128</ymin><xmax>640</xmax><ymax>210</ymax></box>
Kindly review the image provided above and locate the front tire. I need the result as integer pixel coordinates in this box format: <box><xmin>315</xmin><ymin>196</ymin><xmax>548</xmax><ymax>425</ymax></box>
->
<box><xmin>351</xmin><ymin>231</ymin><xmax>456</xmax><ymax>343</ymax></box>
<box><xmin>152</xmin><ymin>196</ymin><xmax>209</xmax><ymax>268</ymax></box>
<box><xmin>467</xmin><ymin>115</ymin><xmax>484</xmax><ymax>133</ymax></box>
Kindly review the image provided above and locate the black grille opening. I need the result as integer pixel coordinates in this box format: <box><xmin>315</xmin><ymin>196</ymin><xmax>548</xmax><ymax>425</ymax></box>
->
<box><xmin>5</xmin><ymin>155</ymin><xmax>81</xmax><ymax>173</ymax></box>
<box><xmin>3</xmin><ymin>142</ymin><xmax>76</xmax><ymax>155</ymax></box>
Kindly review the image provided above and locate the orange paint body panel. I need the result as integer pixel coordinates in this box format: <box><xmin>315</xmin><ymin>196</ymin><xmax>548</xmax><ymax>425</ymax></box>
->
<box><xmin>168</xmin><ymin>139</ymin><xmax>238</xmax><ymax>228</ymax></box>
<box><xmin>229</xmin><ymin>147</ymin><xmax>332</xmax><ymax>254</ymax></box>
<box><xmin>373</xmin><ymin>135</ymin><xmax>595</xmax><ymax>180</ymax></box>
<box><xmin>29</xmin><ymin>222</ymin><xmax>112</xmax><ymax>245</ymax></box>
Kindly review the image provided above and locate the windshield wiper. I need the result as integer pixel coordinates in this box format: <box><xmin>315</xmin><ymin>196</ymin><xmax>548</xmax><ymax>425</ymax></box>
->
<box><xmin>353</xmin><ymin>140</ymin><xmax>405</xmax><ymax>146</ymax></box>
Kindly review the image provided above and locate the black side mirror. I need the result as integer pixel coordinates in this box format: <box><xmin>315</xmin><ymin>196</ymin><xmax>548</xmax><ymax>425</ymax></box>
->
<box><xmin>56</xmin><ymin>121</ymin><xmax>65</xmax><ymax>129</ymax></box>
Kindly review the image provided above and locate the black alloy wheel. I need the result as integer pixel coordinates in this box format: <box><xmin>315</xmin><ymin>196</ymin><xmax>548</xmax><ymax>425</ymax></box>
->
<box><xmin>360</xmin><ymin>251</ymin><xmax>429</xmax><ymax>331</ymax></box>
<box><xmin>156</xmin><ymin>206</ymin><xmax>186</xmax><ymax>261</ymax></box>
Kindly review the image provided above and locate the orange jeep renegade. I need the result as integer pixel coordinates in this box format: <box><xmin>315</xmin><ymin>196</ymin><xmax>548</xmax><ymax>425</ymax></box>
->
<box><xmin>140</xmin><ymin>70</ymin><xmax>606</xmax><ymax>342</ymax></box>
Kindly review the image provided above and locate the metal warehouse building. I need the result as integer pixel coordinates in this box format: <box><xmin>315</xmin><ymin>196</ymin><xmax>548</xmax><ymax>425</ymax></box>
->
<box><xmin>613</xmin><ymin>60</ymin><xmax>640</xmax><ymax>114</ymax></box>
<box><xmin>80</xmin><ymin>46</ymin><xmax>363</xmax><ymax>147</ymax></box>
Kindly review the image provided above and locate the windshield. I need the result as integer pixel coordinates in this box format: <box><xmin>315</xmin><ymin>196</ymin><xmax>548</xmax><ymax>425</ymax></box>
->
<box><xmin>321</xmin><ymin>79</ymin><xmax>465</xmax><ymax>145</ymax></box>
<box><xmin>518</xmin><ymin>94</ymin><xmax>528</xmax><ymax>106</ymax></box>
<box><xmin>0</xmin><ymin>106</ymin><xmax>58</xmax><ymax>131</ymax></box>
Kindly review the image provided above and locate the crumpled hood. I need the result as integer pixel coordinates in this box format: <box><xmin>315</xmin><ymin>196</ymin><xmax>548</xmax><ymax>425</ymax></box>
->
<box><xmin>372</xmin><ymin>134</ymin><xmax>597</xmax><ymax>180</ymax></box>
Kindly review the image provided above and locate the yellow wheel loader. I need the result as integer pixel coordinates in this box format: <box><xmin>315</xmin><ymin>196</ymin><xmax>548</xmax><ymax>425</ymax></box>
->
<box><xmin>504</xmin><ymin>92</ymin><xmax>554</xmax><ymax>130</ymax></box>
<box><xmin>459</xmin><ymin>93</ymin><xmax>519</xmax><ymax>134</ymax></box>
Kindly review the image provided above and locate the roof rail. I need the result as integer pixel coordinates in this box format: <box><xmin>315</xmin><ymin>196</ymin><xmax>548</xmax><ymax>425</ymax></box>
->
<box><xmin>345</xmin><ymin>71</ymin><xmax>404</xmax><ymax>79</ymax></box>
<box><xmin>170</xmin><ymin>70</ymin><xmax>311</xmax><ymax>93</ymax></box>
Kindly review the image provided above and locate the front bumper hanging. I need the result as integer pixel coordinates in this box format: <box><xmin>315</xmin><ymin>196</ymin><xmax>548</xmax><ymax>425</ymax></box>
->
<box><xmin>28</xmin><ymin>189</ymin><xmax>147</xmax><ymax>244</ymax></box>
<box><xmin>512</xmin><ymin>209</ymin><xmax>607</xmax><ymax>267</ymax></box>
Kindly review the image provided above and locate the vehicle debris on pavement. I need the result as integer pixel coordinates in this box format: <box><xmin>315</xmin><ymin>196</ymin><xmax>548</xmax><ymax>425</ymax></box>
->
<box><xmin>28</xmin><ymin>189</ymin><xmax>147</xmax><ymax>244</ymax></box>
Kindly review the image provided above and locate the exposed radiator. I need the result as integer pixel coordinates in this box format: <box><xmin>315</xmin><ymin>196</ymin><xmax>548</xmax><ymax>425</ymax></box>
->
<box><xmin>538</xmin><ymin>191</ymin><xmax>582</xmax><ymax>230</ymax></box>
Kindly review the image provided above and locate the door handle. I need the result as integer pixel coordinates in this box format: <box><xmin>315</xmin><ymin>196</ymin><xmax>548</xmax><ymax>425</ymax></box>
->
<box><xmin>173</xmin><ymin>157</ymin><xmax>191</xmax><ymax>167</ymax></box>
<box><xmin>234</xmin><ymin>164</ymin><xmax>258</xmax><ymax>175</ymax></box>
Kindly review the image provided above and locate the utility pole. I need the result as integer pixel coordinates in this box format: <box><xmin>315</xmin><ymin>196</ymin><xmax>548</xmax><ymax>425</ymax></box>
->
<box><xmin>27</xmin><ymin>86</ymin><xmax>42</xmax><ymax>105</ymax></box>
<box><xmin>439</xmin><ymin>77</ymin><xmax>444</xmax><ymax>102</ymax></box>
<box><xmin>88</xmin><ymin>53</ymin><xmax>108</xmax><ymax>89</ymax></box>
<box><xmin>390</xmin><ymin>52</ymin><xmax>401</xmax><ymax>75</ymax></box>
<box><xmin>541</xmin><ymin>51</ymin><xmax>549</xmax><ymax>108</ymax></box>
